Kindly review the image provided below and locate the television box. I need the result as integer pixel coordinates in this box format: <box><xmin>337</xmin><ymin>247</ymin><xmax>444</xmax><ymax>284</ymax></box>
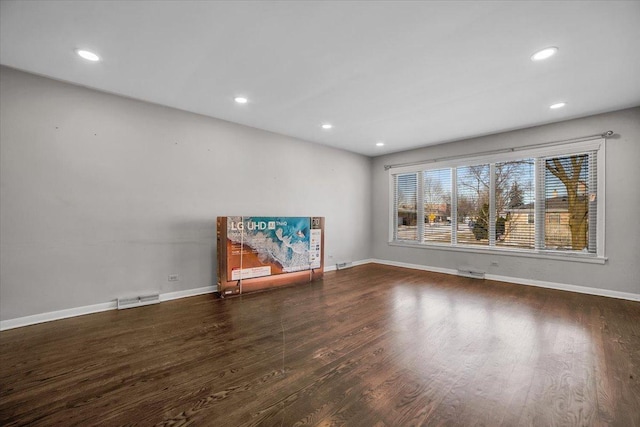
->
<box><xmin>216</xmin><ymin>216</ymin><xmax>324</xmax><ymax>296</ymax></box>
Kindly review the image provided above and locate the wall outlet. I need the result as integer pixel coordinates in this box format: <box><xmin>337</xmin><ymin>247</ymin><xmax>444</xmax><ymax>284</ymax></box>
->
<box><xmin>168</xmin><ymin>274</ymin><xmax>179</xmax><ymax>282</ymax></box>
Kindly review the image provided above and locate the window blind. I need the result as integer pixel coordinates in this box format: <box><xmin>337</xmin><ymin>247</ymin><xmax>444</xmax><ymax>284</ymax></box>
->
<box><xmin>543</xmin><ymin>153</ymin><xmax>591</xmax><ymax>252</ymax></box>
<box><xmin>394</xmin><ymin>173</ymin><xmax>418</xmax><ymax>241</ymax></box>
<box><xmin>423</xmin><ymin>169</ymin><xmax>452</xmax><ymax>243</ymax></box>
<box><xmin>456</xmin><ymin>165</ymin><xmax>490</xmax><ymax>246</ymax></box>
<box><xmin>495</xmin><ymin>159</ymin><xmax>535</xmax><ymax>249</ymax></box>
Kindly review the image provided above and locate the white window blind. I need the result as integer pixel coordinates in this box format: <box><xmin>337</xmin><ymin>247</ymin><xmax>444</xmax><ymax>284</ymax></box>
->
<box><xmin>423</xmin><ymin>169</ymin><xmax>452</xmax><ymax>243</ymax></box>
<box><xmin>394</xmin><ymin>173</ymin><xmax>418</xmax><ymax>241</ymax></box>
<box><xmin>456</xmin><ymin>165</ymin><xmax>490</xmax><ymax>246</ymax></box>
<box><xmin>543</xmin><ymin>152</ymin><xmax>595</xmax><ymax>253</ymax></box>
<box><xmin>495</xmin><ymin>159</ymin><xmax>535</xmax><ymax>249</ymax></box>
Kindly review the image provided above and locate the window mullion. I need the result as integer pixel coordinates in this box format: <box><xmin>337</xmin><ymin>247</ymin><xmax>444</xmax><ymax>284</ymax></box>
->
<box><xmin>392</xmin><ymin>175</ymin><xmax>398</xmax><ymax>241</ymax></box>
<box><xmin>417</xmin><ymin>172</ymin><xmax>425</xmax><ymax>243</ymax></box>
<box><xmin>535</xmin><ymin>158</ymin><xmax>545</xmax><ymax>250</ymax></box>
<box><xmin>451</xmin><ymin>168</ymin><xmax>457</xmax><ymax>245</ymax></box>
<box><xmin>489</xmin><ymin>163</ymin><xmax>496</xmax><ymax>246</ymax></box>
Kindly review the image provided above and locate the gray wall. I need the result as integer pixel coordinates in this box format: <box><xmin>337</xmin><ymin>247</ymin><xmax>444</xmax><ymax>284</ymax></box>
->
<box><xmin>2</xmin><ymin>65</ymin><xmax>638</xmax><ymax>323</ymax></box>
<box><xmin>0</xmin><ymin>66</ymin><xmax>372</xmax><ymax>321</ymax></box>
<box><xmin>372</xmin><ymin>107</ymin><xmax>640</xmax><ymax>295</ymax></box>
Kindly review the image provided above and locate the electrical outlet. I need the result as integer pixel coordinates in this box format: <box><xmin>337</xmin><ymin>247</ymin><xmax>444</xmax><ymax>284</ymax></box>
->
<box><xmin>168</xmin><ymin>274</ymin><xmax>179</xmax><ymax>282</ymax></box>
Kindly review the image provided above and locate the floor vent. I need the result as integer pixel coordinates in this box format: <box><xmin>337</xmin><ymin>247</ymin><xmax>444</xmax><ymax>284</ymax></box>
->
<box><xmin>336</xmin><ymin>261</ymin><xmax>353</xmax><ymax>270</ymax></box>
<box><xmin>117</xmin><ymin>294</ymin><xmax>160</xmax><ymax>310</ymax></box>
<box><xmin>457</xmin><ymin>269</ymin><xmax>486</xmax><ymax>279</ymax></box>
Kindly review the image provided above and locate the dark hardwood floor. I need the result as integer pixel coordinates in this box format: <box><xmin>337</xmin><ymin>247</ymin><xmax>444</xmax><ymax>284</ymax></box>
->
<box><xmin>1</xmin><ymin>264</ymin><xmax>639</xmax><ymax>426</ymax></box>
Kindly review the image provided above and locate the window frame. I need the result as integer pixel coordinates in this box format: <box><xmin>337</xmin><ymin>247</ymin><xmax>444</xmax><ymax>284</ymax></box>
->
<box><xmin>388</xmin><ymin>138</ymin><xmax>606</xmax><ymax>263</ymax></box>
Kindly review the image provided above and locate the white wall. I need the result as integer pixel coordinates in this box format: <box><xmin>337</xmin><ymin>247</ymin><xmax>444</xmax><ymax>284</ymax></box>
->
<box><xmin>372</xmin><ymin>107</ymin><xmax>640</xmax><ymax>297</ymax></box>
<box><xmin>0</xmin><ymin>66</ymin><xmax>372</xmax><ymax>321</ymax></box>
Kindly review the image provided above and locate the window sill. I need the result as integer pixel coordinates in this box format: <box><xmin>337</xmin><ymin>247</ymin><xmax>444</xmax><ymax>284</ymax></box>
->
<box><xmin>388</xmin><ymin>241</ymin><xmax>607</xmax><ymax>264</ymax></box>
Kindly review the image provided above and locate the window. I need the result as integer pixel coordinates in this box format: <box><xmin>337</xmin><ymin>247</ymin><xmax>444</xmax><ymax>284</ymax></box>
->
<box><xmin>542</xmin><ymin>154</ymin><xmax>596</xmax><ymax>252</ymax></box>
<box><xmin>389</xmin><ymin>138</ymin><xmax>605</xmax><ymax>260</ymax></box>
<box><xmin>496</xmin><ymin>159</ymin><xmax>535</xmax><ymax>249</ymax></box>
<box><xmin>456</xmin><ymin>165</ymin><xmax>490</xmax><ymax>246</ymax></box>
<box><xmin>393</xmin><ymin>173</ymin><xmax>418</xmax><ymax>241</ymax></box>
<box><xmin>547</xmin><ymin>213</ymin><xmax>561</xmax><ymax>224</ymax></box>
<box><xmin>423</xmin><ymin>169</ymin><xmax>452</xmax><ymax>243</ymax></box>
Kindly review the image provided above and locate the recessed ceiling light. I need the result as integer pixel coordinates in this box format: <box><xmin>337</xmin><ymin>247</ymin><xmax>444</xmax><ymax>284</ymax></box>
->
<box><xmin>75</xmin><ymin>49</ymin><xmax>100</xmax><ymax>62</ymax></box>
<box><xmin>234</xmin><ymin>96</ymin><xmax>248</xmax><ymax>104</ymax></box>
<box><xmin>321</xmin><ymin>123</ymin><xmax>333</xmax><ymax>130</ymax></box>
<box><xmin>531</xmin><ymin>47</ymin><xmax>558</xmax><ymax>61</ymax></box>
<box><xmin>376</xmin><ymin>142</ymin><xmax>385</xmax><ymax>147</ymax></box>
<box><xmin>549</xmin><ymin>102</ymin><xmax>566</xmax><ymax>109</ymax></box>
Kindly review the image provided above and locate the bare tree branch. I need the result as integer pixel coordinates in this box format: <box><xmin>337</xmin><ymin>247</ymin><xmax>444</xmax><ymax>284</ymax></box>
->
<box><xmin>548</xmin><ymin>158</ymin><xmax>569</xmax><ymax>184</ymax></box>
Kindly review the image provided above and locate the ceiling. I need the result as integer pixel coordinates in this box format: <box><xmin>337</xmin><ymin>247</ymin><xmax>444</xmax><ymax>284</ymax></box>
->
<box><xmin>1</xmin><ymin>1</ymin><xmax>639</xmax><ymax>157</ymax></box>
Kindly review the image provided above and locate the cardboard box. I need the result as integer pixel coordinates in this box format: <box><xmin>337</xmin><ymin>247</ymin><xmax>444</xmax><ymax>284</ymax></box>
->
<box><xmin>216</xmin><ymin>216</ymin><xmax>324</xmax><ymax>296</ymax></box>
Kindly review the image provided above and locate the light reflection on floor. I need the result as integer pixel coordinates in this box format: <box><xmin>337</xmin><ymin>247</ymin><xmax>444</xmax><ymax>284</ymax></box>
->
<box><xmin>387</xmin><ymin>282</ymin><xmax>594</xmax><ymax>420</ymax></box>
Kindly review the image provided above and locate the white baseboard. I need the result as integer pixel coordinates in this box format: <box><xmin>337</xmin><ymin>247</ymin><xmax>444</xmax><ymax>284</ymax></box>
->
<box><xmin>1</xmin><ymin>286</ymin><xmax>217</xmax><ymax>331</ymax></box>
<box><xmin>160</xmin><ymin>286</ymin><xmax>216</xmax><ymax>302</ymax></box>
<box><xmin>0</xmin><ymin>301</ymin><xmax>117</xmax><ymax>331</ymax></box>
<box><xmin>352</xmin><ymin>258</ymin><xmax>375</xmax><ymax>267</ymax></box>
<box><xmin>369</xmin><ymin>258</ymin><xmax>640</xmax><ymax>302</ymax></box>
<box><xmin>323</xmin><ymin>258</ymin><xmax>375</xmax><ymax>272</ymax></box>
<box><xmin>3</xmin><ymin>259</ymin><xmax>637</xmax><ymax>331</ymax></box>
<box><xmin>371</xmin><ymin>259</ymin><xmax>457</xmax><ymax>276</ymax></box>
<box><xmin>484</xmin><ymin>273</ymin><xmax>640</xmax><ymax>302</ymax></box>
